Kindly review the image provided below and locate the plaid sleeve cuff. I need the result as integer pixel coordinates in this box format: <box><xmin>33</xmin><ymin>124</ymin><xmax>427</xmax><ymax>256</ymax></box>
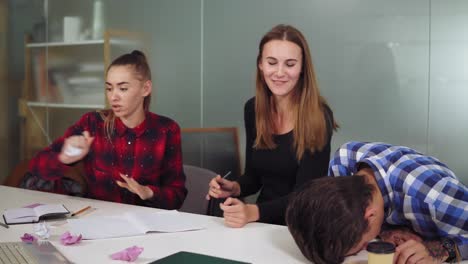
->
<box><xmin>145</xmin><ymin>185</ymin><xmax>160</xmax><ymax>205</ymax></box>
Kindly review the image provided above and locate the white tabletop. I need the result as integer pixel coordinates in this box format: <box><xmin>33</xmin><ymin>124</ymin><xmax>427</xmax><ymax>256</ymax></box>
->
<box><xmin>5</xmin><ymin>185</ymin><xmax>446</xmax><ymax>264</ymax></box>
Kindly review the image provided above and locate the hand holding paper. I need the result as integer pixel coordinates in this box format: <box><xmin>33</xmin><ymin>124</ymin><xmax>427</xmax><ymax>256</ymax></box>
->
<box><xmin>110</xmin><ymin>246</ymin><xmax>144</xmax><ymax>262</ymax></box>
<box><xmin>59</xmin><ymin>131</ymin><xmax>94</xmax><ymax>164</ymax></box>
<box><xmin>64</xmin><ymin>145</ymin><xmax>83</xmax><ymax>157</ymax></box>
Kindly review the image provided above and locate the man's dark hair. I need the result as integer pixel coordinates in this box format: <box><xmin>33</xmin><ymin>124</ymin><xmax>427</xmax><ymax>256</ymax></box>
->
<box><xmin>286</xmin><ymin>176</ymin><xmax>375</xmax><ymax>264</ymax></box>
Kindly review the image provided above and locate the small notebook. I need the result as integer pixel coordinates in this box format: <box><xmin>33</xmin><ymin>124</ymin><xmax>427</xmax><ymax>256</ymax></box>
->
<box><xmin>3</xmin><ymin>204</ymin><xmax>70</xmax><ymax>225</ymax></box>
<box><xmin>68</xmin><ymin>210</ymin><xmax>207</xmax><ymax>240</ymax></box>
<box><xmin>150</xmin><ymin>251</ymin><xmax>251</xmax><ymax>264</ymax></box>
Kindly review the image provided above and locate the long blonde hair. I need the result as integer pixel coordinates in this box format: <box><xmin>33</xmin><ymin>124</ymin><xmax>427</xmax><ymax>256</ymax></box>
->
<box><xmin>99</xmin><ymin>50</ymin><xmax>152</xmax><ymax>140</ymax></box>
<box><xmin>255</xmin><ymin>24</ymin><xmax>338</xmax><ymax>160</ymax></box>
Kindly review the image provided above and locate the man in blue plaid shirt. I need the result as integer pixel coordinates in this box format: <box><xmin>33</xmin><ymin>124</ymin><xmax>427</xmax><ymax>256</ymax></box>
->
<box><xmin>286</xmin><ymin>141</ymin><xmax>467</xmax><ymax>264</ymax></box>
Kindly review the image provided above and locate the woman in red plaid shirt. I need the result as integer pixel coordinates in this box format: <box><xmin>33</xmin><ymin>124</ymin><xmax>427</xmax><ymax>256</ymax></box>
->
<box><xmin>25</xmin><ymin>50</ymin><xmax>187</xmax><ymax>209</ymax></box>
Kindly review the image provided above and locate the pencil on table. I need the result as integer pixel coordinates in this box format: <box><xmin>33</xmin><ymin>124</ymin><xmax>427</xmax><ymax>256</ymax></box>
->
<box><xmin>71</xmin><ymin>206</ymin><xmax>92</xmax><ymax>217</ymax></box>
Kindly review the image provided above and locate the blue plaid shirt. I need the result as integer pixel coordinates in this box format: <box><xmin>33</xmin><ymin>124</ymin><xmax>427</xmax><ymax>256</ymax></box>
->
<box><xmin>329</xmin><ymin>141</ymin><xmax>468</xmax><ymax>259</ymax></box>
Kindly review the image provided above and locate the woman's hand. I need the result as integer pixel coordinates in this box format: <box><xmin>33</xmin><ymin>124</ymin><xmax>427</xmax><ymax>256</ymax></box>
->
<box><xmin>59</xmin><ymin>131</ymin><xmax>94</xmax><ymax>164</ymax></box>
<box><xmin>116</xmin><ymin>173</ymin><xmax>154</xmax><ymax>200</ymax></box>
<box><xmin>219</xmin><ymin>198</ymin><xmax>259</xmax><ymax>228</ymax></box>
<box><xmin>205</xmin><ymin>175</ymin><xmax>240</xmax><ymax>200</ymax></box>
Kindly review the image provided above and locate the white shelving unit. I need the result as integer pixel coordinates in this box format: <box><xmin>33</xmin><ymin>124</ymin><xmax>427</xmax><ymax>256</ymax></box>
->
<box><xmin>27</xmin><ymin>101</ymin><xmax>105</xmax><ymax>109</ymax></box>
<box><xmin>26</xmin><ymin>39</ymin><xmax>105</xmax><ymax>48</ymax></box>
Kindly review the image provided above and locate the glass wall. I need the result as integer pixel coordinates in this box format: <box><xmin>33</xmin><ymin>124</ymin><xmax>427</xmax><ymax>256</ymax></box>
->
<box><xmin>3</xmin><ymin>0</ymin><xmax>467</xmax><ymax>184</ymax></box>
<box><xmin>428</xmin><ymin>1</ymin><xmax>468</xmax><ymax>184</ymax></box>
<box><xmin>4</xmin><ymin>0</ymin><xmax>47</xmax><ymax>182</ymax></box>
<box><xmin>202</xmin><ymin>0</ymin><xmax>430</xmax><ymax>166</ymax></box>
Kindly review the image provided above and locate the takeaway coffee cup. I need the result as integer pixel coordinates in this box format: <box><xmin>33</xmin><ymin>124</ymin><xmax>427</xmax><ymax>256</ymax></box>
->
<box><xmin>367</xmin><ymin>241</ymin><xmax>395</xmax><ymax>264</ymax></box>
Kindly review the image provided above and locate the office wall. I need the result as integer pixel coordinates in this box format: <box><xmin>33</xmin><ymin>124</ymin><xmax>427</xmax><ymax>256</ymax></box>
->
<box><xmin>202</xmin><ymin>0</ymin><xmax>431</xmax><ymax>174</ymax></box>
<box><xmin>0</xmin><ymin>0</ymin><xmax>8</xmax><ymax>182</ymax></box>
<box><xmin>428</xmin><ymin>1</ymin><xmax>468</xmax><ymax>183</ymax></box>
<box><xmin>3</xmin><ymin>0</ymin><xmax>45</xmax><ymax>181</ymax></box>
<box><xmin>203</xmin><ymin>0</ymin><xmax>468</xmax><ymax>184</ymax></box>
<box><xmin>203</xmin><ymin>0</ymin><xmax>467</xmax><ymax>184</ymax></box>
<box><xmin>6</xmin><ymin>0</ymin><xmax>468</xmax><ymax>184</ymax></box>
<box><xmin>107</xmin><ymin>0</ymin><xmax>203</xmax><ymax>128</ymax></box>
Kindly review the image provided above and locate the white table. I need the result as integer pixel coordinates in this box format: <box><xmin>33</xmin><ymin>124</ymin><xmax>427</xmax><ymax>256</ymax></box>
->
<box><xmin>0</xmin><ymin>185</ymin><xmax>419</xmax><ymax>264</ymax></box>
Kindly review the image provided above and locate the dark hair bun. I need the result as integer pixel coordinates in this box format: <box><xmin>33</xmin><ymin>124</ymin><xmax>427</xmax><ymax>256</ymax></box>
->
<box><xmin>131</xmin><ymin>50</ymin><xmax>144</xmax><ymax>57</ymax></box>
<box><xmin>131</xmin><ymin>50</ymin><xmax>147</xmax><ymax>60</ymax></box>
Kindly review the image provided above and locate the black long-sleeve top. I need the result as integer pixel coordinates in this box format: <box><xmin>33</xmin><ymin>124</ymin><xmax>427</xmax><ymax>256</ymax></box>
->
<box><xmin>237</xmin><ymin>97</ymin><xmax>334</xmax><ymax>225</ymax></box>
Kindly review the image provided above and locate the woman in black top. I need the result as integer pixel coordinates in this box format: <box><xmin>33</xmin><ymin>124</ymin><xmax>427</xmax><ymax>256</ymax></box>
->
<box><xmin>207</xmin><ymin>24</ymin><xmax>338</xmax><ymax>226</ymax></box>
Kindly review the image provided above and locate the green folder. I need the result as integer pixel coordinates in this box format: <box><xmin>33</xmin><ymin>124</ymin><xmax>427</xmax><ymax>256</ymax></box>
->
<box><xmin>150</xmin><ymin>251</ymin><xmax>251</xmax><ymax>264</ymax></box>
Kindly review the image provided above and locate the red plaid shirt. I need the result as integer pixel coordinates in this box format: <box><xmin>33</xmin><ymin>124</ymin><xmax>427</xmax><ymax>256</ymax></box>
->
<box><xmin>28</xmin><ymin>111</ymin><xmax>187</xmax><ymax>209</ymax></box>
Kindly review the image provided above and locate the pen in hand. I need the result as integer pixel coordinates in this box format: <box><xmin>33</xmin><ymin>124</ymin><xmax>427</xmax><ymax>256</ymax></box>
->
<box><xmin>206</xmin><ymin>171</ymin><xmax>233</xmax><ymax>201</ymax></box>
<box><xmin>218</xmin><ymin>171</ymin><xmax>232</xmax><ymax>187</ymax></box>
<box><xmin>222</xmin><ymin>171</ymin><xmax>232</xmax><ymax>179</ymax></box>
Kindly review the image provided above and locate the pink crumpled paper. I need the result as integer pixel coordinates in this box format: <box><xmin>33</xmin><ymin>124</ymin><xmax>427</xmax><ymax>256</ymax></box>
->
<box><xmin>110</xmin><ymin>246</ymin><xmax>144</xmax><ymax>262</ymax></box>
<box><xmin>60</xmin><ymin>231</ymin><xmax>82</xmax><ymax>245</ymax></box>
<box><xmin>20</xmin><ymin>233</ymin><xmax>37</xmax><ymax>244</ymax></box>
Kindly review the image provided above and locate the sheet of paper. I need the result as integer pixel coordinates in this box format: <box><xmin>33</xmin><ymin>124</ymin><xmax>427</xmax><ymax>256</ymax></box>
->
<box><xmin>68</xmin><ymin>216</ymin><xmax>143</xmax><ymax>239</ymax></box>
<box><xmin>132</xmin><ymin>211</ymin><xmax>207</xmax><ymax>233</ymax></box>
<box><xmin>68</xmin><ymin>211</ymin><xmax>207</xmax><ymax>240</ymax></box>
